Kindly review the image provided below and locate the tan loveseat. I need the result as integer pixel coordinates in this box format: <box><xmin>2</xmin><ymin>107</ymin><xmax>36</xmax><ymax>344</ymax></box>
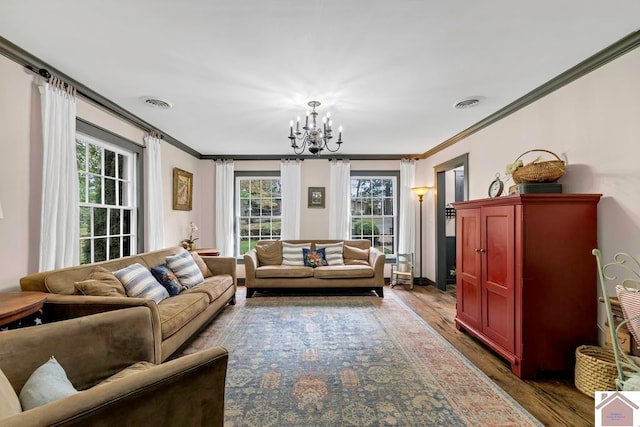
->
<box><xmin>19</xmin><ymin>247</ymin><xmax>236</xmax><ymax>362</ymax></box>
<box><xmin>244</xmin><ymin>240</ymin><xmax>385</xmax><ymax>298</ymax></box>
<box><xmin>0</xmin><ymin>307</ymin><xmax>227</xmax><ymax>427</ymax></box>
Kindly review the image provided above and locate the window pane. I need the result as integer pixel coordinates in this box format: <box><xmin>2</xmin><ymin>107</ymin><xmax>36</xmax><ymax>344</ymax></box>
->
<box><xmin>118</xmin><ymin>181</ymin><xmax>124</xmax><ymax>206</ymax></box>
<box><xmin>250</xmin><ymin>180</ymin><xmax>261</xmax><ymax>197</ymax></box>
<box><xmin>80</xmin><ymin>239</ymin><xmax>91</xmax><ymax>264</ymax></box>
<box><xmin>240</xmin><ymin>199</ymin><xmax>250</xmax><ymax>216</ymax></box>
<box><xmin>273</xmin><ymin>219</ymin><xmax>281</xmax><ymax>237</ymax></box>
<box><xmin>272</xmin><ymin>199</ymin><xmax>282</xmax><ymax>216</ymax></box>
<box><xmin>117</xmin><ymin>154</ymin><xmax>125</xmax><ymax>179</ymax></box>
<box><xmin>94</xmin><ymin>208</ymin><xmax>107</xmax><ymax>236</ymax></box>
<box><xmin>78</xmin><ymin>173</ymin><xmax>87</xmax><ymax>203</ymax></box>
<box><xmin>89</xmin><ymin>144</ymin><xmax>102</xmax><ymax>174</ymax></box>
<box><xmin>239</xmin><ymin>180</ymin><xmax>250</xmax><ymax>197</ymax></box>
<box><xmin>88</xmin><ymin>174</ymin><xmax>102</xmax><ymax>204</ymax></box>
<box><xmin>123</xmin><ymin>236</ymin><xmax>131</xmax><ymax>257</ymax></box>
<box><xmin>110</xmin><ymin>209</ymin><xmax>121</xmax><ymax>235</ymax></box>
<box><xmin>383</xmin><ymin>197</ymin><xmax>393</xmax><ymax>215</ymax></box>
<box><xmin>105</xmin><ymin>150</ymin><xmax>116</xmax><ymax>177</ymax></box>
<box><xmin>271</xmin><ymin>180</ymin><xmax>281</xmax><ymax>197</ymax></box>
<box><xmin>105</xmin><ymin>178</ymin><xmax>116</xmax><ymax>205</ymax></box>
<box><xmin>240</xmin><ymin>218</ymin><xmax>249</xmax><ymax>236</ymax></box>
<box><xmin>109</xmin><ymin>237</ymin><xmax>120</xmax><ymax>260</ymax></box>
<box><xmin>383</xmin><ymin>180</ymin><xmax>393</xmax><ymax>197</ymax></box>
<box><xmin>372</xmin><ymin>199</ymin><xmax>382</xmax><ymax>215</ymax></box>
<box><xmin>94</xmin><ymin>238</ymin><xmax>107</xmax><ymax>262</ymax></box>
<box><xmin>80</xmin><ymin>207</ymin><xmax>91</xmax><ymax>237</ymax></box>
<box><xmin>123</xmin><ymin>210</ymin><xmax>131</xmax><ymax>234</ymax></box>
<box><xmin>250</xmin><ymin>219</ymin><xmax>260</xmax><ymax>236</ymax></box>
<box><xmin>76</xmin><ymin>139</ymin><xmax>86</xmax><ymax>171</ymax></box>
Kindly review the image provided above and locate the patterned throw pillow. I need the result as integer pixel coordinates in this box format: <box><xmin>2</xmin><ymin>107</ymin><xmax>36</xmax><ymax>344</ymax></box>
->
<box><xmin>74</xmin><ymin>266</ymin><xmax>126</xmax><ymax>297</ymax></box>
<box><xmin>190</xmin><ymin>253</ymin><xmax>213</xmax><ymax>278</ymax></box>
<box><xmin>166</xmin><ymin>250</ymin><xmax>205</xmax><ymax>289</ymax></box>
<box><xmin>114</xmin><ymin>263</ymin><xmax>169</xmax><ymax>304</ymax></box>
<box><xmin>282</xmin><ymin>242</ymin><xmax>311</xmax><ymax>266</ymax></box>
<box><xmin>150</xmin><ymin>264</ymin><xmax>184</xmax><ymax>296</ymax></box>
<box><xmin>315</xmin><ymin>242</ymin><xmax>344</xmax><ymax>266</ymax></box>
<box><xmin>303</xmin><ymin>248</ymin><xmax>328</xmax><ymax>268</ymax></box>
<box><xmin>19</xmin><ymin>357</ymin><xmax>78</xmax><ymax>411</ymax></box>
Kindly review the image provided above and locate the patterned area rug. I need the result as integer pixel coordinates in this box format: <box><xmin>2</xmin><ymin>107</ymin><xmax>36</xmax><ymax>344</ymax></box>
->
<box><xmin>182</xmin><ymin>292</ymin><xmax>541</xmax><ymax>426</ymax></box>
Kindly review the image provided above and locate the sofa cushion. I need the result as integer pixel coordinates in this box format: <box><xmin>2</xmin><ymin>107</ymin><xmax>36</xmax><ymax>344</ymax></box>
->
<box><xmin>96</xmin><ymin>361</ymin><xmax>156</xmax><ymax>387</ymax></box>
<box><xmin>115</xmin><ymin>263</ymin><xmax>169</xmax><ymax>304</ymax></box>
<box><xmin>191</xmin><ymin>252</ymin><xmax>213</xmax><ymax>278</ymax></box>
<box><xmin>157</xmin><ymin>293</ymin><xmax>209</xmax><ymax>339</ymax></box>
<box><xmin>0</xmin><ymin>368</ymin><xmax>21</xmax><ymax>421</ymax></box>
<box><xmin>303</xmin><ymin>248</ymin><xmax>328</xmax><ymax>268</ymax></box>
<box><xmin>282</xmin><ymin>242</ymin><xmax>311</xmax><ymax>266</ymax></box>
<box><xmin>166</xmin><ymin>251</ymin><xmax>204</xmax><ymax>289</ymax></box>
<box><xmin>183</xmin><ymin>275</ymin><xmax>234</xmax><ymax>303</ymax></box>
<box><xmin>150</xmin><ymin>264</ymin><xmax>184</xmax><ymax>296</ymax></box>
<box><xmin>74</xmin><ymin>266</ymin><xmax>126</xmax><ymax>297</ymax></box>
<box><xmin>19</xmin><ymin>357</ymin><xmax>78</xmax><ymax>411</ymax></box>
<box><xmin>344</xmin><ymin>245</ymin><xmax>370</xmax><ymax>264</ymax></box>
<box><xmin>256</xmin><ymin>242</ymin><xmax>283</xmax><ymax>266</ymax></box>
<box><xmin>313</xmin><ymin>265</ymin><xmax>374</xmax><ymax>279</ymax></box>
<box><xmin>255</xmin><ymin>265</ymin><xmax>314</xmax><ymax>278</ymax></box>
<box><xmin>315</xmin><ymin>242</ymin><xmax>344</xmax><ymax>266</ymax></box>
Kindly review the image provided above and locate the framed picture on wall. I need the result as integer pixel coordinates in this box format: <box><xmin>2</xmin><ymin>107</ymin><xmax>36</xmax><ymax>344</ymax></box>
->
<box><xmin>308</xmin><ymin>187</ymin><xmax>325</xmax><ymax>208</ymax></box>
<box><xmin>173</xmin><ymin>168</ymin><xmax>193</xmax><ymax>210</ymax></box>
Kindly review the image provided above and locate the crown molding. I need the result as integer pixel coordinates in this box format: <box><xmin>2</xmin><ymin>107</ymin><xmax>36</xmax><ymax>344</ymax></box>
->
<box><xmin>417</xmin><ymin>29</ymin><xmax>640</xmax><ymax>160</ymax></box>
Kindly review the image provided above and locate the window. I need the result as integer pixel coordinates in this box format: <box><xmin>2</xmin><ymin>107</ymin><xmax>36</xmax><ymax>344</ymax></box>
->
<box><xmin>235</xmin><ymin>174</ymin><xmax>281</xmax><ymax>256</ymax></box>
<box><xmin>76</xmin><ymin>132</ymin><xmax>137</xmax><ymax>264</ymax></box>
<box><xmin>351</xmin><ymin>174</ymin><xmax>397</xmax><ymax>256</ymax></box>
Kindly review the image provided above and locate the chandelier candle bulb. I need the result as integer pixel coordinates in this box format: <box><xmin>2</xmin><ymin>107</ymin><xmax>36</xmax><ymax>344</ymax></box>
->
<box><xmin>296</xmin><ymin>116</ymin><xmax>300</xmax><ymax>132</ymax></box>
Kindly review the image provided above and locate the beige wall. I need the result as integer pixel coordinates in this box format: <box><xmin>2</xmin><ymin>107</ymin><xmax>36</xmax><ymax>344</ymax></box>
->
<box><xmin>415</xmin><ymin>47</ymin><xmax>640</xmax><ymax>328</ymax></box>
<box><xmin>0</xmin><ymin>54</ymin><xmax>213</xmax><ymax>290</ymax></box>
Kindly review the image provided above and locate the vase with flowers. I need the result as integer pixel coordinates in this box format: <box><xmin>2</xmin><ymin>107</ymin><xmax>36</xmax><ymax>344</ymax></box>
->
<box><xmin>181</xmin><ymin>222</ymin><xmax>199</xmax><ymax>251</ymax></box>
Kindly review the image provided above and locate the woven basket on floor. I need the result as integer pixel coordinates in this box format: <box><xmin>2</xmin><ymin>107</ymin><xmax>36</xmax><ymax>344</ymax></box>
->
<box><xmin>512</xmin><ymin>149</ymin><xmax>566</xmax><ymax>184</ymax></box>
<box><xmin>574</xmin><ymin>345</ymin><xmax>618</xmax><ymax>397</ymax></box>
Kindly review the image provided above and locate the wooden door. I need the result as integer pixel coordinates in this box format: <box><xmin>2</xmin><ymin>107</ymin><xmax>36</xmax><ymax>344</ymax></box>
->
<box><xmin>456</xmin><ymin>208</ymin><xmax>482</xmax><ymax>331</ymax></box>
<box><xmin>481</xmin><ymin>205</ymin><xmax>515</xmax><ymax>353</ymax></box>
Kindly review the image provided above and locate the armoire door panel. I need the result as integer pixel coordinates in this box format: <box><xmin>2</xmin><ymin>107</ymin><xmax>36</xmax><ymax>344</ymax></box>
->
<box><xmin>456</xmin><ymin>209</ymin><xmax>482</xmax><ymax>330</ymax></box>
<box><xmin>481</xmin><ymin>206</ymin><xmax>515</xmax><ymax>353</ymax></box>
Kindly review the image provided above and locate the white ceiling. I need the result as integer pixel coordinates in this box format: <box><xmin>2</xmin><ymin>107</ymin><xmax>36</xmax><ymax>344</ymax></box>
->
<box><xmin>1</xmin><ymin>1</ymin><xmax>639</xmax><ymax>157</ymax></box>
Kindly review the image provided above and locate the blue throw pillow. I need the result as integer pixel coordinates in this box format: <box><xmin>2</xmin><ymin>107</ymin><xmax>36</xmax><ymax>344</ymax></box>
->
<box><xmin>150</xmin><ymin>264</ymin><xmax>183</xmax><ymax>296</ymax></box>
<box><xmin>114</xmin><ymin>263</ymin><xmax>169</xmax><ymax>304</ymax></box>
<box><xmin>19</xmin><ymin>357</ymin><xmax>78</xmax><ymax>410</ymax></box>
<box><xmin>303</xmin><ymin>248</ymin><xmax>328</xmax><ymax>268</ymax></box>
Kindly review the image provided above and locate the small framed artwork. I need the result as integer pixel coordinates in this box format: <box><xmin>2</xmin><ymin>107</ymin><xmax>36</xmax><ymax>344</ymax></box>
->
<box><xmin>308</xmin><ymin>187</ymin><xmax>325</xmax><ymax>209</ymax></box>
<box><xmin>173</xmin><ymin>168</ymin><xmax>193</xmax><ymax>211</ymax></box>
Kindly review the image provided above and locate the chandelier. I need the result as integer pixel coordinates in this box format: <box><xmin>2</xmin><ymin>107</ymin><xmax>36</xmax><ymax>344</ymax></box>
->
<box><xmin>288</xmin><ymin>101</ymin><xmax>343</xmax><ymax>155</ymax></box>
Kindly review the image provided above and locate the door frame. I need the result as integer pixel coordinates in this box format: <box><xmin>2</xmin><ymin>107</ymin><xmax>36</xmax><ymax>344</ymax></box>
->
<box><xmin>434</xmin><ymin>153</ymin><xmax>469</xmax><ymax>290</ymax></box>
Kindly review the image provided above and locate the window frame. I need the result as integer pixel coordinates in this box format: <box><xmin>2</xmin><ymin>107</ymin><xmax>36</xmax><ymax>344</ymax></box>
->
<box><xmin>76</xmin><ymin>119</ymin><xmax>144</xmax><ymax>262</ymax></box>
<box><xmin>234</xmin><ymin>171</ymin><xmax>281</xmax><ymax>259</ymax></box>
<box><xmin>350</xmin><ymin>171</ymin><xmax>400</xmax><ymax>260</ymax></box>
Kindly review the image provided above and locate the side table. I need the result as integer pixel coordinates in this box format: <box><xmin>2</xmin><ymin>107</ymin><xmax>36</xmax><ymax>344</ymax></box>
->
<box><xmin>192</xmin><ymin>248</ymin><xmax>220</xmax><ymax>257</ymax></box>
<box><xmin>0</xmin><ymin>292</ymin><xmax>47</xmax><ymax>328</ymax></box>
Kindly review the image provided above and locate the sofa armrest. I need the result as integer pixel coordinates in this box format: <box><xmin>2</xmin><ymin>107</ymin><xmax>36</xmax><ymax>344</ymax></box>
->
<box><xmin>243</xmin><ymin>250</ymin><xmax>258</xmax><ymax>286</ymax></box>
<box><xmin>369</xmin><ymin>248</ymin><xmax>386</xmax><ymax>286</ymax></box>
<box><xmin>0</xmin><ymin>307</ymin><xmax>158</xmax><ymax>394</ymax></box>
<box><xmin>40</xmin><ymin>294</ymin><xmax>162</xmax><ymax>363</ymax></box>
<box><xmin>1</xmin><ymin>346</ymin><xmax>228</xmax><ymax>427</ymax></box>
<box><xmin>202</xmin><ymin>256</ymin><xmax>237</xmax><ymax>286</ymax></box>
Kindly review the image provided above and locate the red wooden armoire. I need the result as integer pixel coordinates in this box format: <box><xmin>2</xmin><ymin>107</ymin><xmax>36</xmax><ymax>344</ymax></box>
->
<box><xmin>453</xmin><ymin>194</ymin><xmax>601</xmax><ymax>378</ymax></box>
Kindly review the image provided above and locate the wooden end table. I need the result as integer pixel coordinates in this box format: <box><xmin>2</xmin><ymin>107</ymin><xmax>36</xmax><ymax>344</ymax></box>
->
<box><xmin>192</xmin><ymin>248</ymin><xmax>220</xmax><ymax>257</ymax></box>
<box><xmin>0</xmin><ymin>292</ymin><xmax>47</xmax><ymax>327</ymax></box>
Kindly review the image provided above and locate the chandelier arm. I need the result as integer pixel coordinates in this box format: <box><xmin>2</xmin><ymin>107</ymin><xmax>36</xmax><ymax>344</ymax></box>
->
<box><xmin>322</xmin><ymin>141</ymin><xmax>343</xmax><ymax>153</ymax></box>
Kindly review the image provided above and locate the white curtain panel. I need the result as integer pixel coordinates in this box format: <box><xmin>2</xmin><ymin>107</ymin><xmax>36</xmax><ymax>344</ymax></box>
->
<box><xmin>280</xmin><ymin>159</ymin><xmax>302</xmax><ymax>239</ymax></box>
<box><xmin>328</xmin><ymin>159</ymin><xmax>351</xmax><ymax>239</ymax></box>
<box><xmin>398</xmin><ymin>159</ymin><xmax>416</xmax><ymax>255</ymax></box>
<box><xmin>215</xmin><ymin>160</ymin><xmax>235</xmax><ymax>256</ymax></box>
<box><xmin>38</xmin><ymin>79</ymin><xmax>79</xmax><ymax>271</ymax></box>
<box><xmin>144</xmin><ymin>134</ymin><xmax>164</xmax><ymax>251</ymax></box>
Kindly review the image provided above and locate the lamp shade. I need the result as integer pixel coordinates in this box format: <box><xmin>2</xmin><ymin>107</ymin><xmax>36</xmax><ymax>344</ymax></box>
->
<box><xmin>411</xmin><ymin>186</ymin><xmax>431</xmax><ymax>197</ymax></box>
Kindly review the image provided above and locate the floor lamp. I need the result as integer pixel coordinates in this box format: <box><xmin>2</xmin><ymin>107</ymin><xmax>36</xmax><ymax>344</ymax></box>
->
<box><xmin>412</xmin><ymin>186</ymin><xmax>431</xmax><ymax>285</ymax></box>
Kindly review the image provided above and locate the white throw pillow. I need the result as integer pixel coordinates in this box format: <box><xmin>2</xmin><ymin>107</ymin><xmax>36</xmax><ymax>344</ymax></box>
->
<box><xmin>114</xmin><ymin>263</ymin><xmax>169</xmax><ymax>304</ymax></box>
<box><xmin>315</xmin><ymin>242</ymin><xmax>344</xmax><ymax>266</ymax></box>
<box><xmin>282</xmin><ymin>242</ymin><xmax>311</xmax><ymax>266</ymax></box>
<box><xmin>19</xmin><ymin>357</ymin><xmax>78</xmax><ymax>411</ymax></box>
<box><xmin>166</xmin><ymin>250</ymin><xmax>205</xmax><ymax>288</ymax></box>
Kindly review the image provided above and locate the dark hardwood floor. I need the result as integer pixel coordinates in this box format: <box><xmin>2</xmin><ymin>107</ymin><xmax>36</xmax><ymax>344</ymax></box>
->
<box><xmin>388</xmin><ymin>283</ymin><xmax>594</xmax><ymax>426</ymax></box>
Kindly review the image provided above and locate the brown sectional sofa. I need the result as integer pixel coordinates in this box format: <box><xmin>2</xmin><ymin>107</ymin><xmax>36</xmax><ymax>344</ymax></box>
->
<box><xmin>243</xmin><ymin>240</ymin><xmax>385</xmax><ymax>298</ymax></box>
<box><xmin>19</xmin><ymin>247</ymin><xmax>236</xmax><ymax>363</ymax></box>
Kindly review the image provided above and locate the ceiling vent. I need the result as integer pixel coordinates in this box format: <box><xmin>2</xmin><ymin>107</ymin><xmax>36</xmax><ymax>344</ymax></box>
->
<box><xmin>454</xmin><ymin>98</ymin><xmax>480</xmax><ymax>109</ymax></box>
<box><xmin>141</xmin><ymin>96</ymin><xmax>173</xmax><ymax>109</ymax></box>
